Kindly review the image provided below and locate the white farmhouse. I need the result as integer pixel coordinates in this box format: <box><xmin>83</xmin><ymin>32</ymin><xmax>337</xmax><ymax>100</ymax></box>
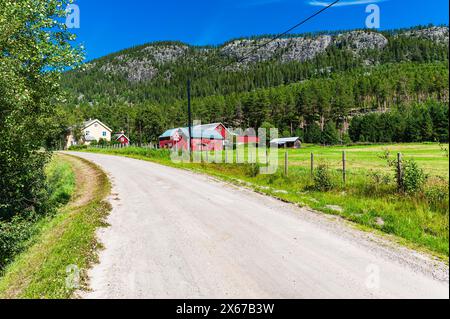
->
<box><xmin>66</xmin><ymin>119</ymin><xmax>113</xmax><ymax>148</ymax></box>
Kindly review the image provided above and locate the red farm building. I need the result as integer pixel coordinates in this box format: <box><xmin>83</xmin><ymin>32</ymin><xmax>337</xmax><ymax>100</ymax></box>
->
<box><xmin>113</xmin><ymin>132</ymin><xmax>130</xmax><ymax>146</ymax></box>
<box><xmin>159</xmin><ymin>123</ymin><xmax>260</xmax><ymax>151</ymax></box>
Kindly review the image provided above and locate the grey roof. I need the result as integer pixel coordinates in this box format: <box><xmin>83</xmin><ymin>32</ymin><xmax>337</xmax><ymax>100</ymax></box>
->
<box><xmin>270</xmin><ymin>137</ymin><xmax>301</xmax><ymax>144</ymax></box>
<box><xmin>160</xmin><ymin>125</ymin><xmax>224</xmax><ymax>140</ymax></box>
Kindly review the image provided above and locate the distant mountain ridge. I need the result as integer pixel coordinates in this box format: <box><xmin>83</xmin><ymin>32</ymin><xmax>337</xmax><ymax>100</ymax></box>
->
<box><xmin>62</xmin><ymin>25</ymin><xmax>449</xmax><ymax>106</ymax></box>
<box><xmin>82</xmin><ymin>26</ymin><xmax>448</xmax><ymax>83</ymax></box>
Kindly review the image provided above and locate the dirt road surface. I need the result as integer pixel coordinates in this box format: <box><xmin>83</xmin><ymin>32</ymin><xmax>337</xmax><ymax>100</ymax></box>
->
<box><xmin>67</xmin><ymin>152</ymin><xmax>449</xmax><ymax>299</ymax></box>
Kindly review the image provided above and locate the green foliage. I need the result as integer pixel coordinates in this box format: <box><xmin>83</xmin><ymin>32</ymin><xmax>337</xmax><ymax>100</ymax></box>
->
<box><xmin>45</xmin><ymin>159</ymin><xmax>76</xmax><ymax>207</ymax></box>
<box><xmin>349</xmin><ymin>102</ymin><xmax>449</xmax><ymax>143</ymax></box>
<box><xmin>425</xmin><ymin>179</ymin><xmax>449</xmax><ymax>213</ymax></box>
<box><xmin>98</xmin><ymin>138</ymin><xmax>108</xmax><ymax>146</ymax></box>
<box><xmin>401</xmin><ymin>160</ymin><xmax>427</xmax><ymax>195</ymax></box>
<box><xmin>68</xmin><ymin>145</ymin><xmax>88</xmax><ymax>151</ymax></box>
<box><xmin>244</xmin><ymin>163</ymin><xmax>261</xmax><ymax>178</ymax></box>
<box><xmin>0</xmin><ymin>216</ymin><xmax>35</xmax><ymax>270</ymax></box>
<box><xmin>0</xmin><ymin>0</ymin><xmax>82</xmax><ymax>221</ymax></box>
<box><xmin>321</xmin><ymin>121</ymin><xmax>340</xmax><ymax>145</ymax></box>
<box><xmin>313</xmin><ymin>164</ymin><xmax>334</xmax><ymax>191</ymax></box>
<box><xmin>305</xmin><ymin>122</ymin><xmax>322</xmax><ymax>144</ymax></box>
<box><xmin>0</xmin><ymin>156</ymin><xmax>75</xmax><ymax>270</ymax></box>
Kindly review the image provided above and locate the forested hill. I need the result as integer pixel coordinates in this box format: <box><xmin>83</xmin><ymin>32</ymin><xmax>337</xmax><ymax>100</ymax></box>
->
<box><xmin>62</xmin><ymin>26</ymin><xmax>448</xmax><ymax>105</ymax></box>
<box><xmin>58</xmin><ymin>25</ymin><xmax>449</xmax><ymax>145</ymax></box>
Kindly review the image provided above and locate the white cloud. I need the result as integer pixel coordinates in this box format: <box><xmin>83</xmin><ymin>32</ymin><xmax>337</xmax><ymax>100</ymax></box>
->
<box><xmin>308</xmin><ymin>0</ymin><xmax>387</xmax><ymax>7</ymax></box>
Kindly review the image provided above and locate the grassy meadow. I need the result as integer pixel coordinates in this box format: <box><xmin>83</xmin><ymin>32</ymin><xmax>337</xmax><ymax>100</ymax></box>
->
<box><xmin>280</xmin><ymin>143</ymin><xmax>449</xmax><ymax>178</ymax></box>
<box><xmin>78</xmin><ymin>143</ymin><xmax>449</xmax><ymax>258</ymax></box>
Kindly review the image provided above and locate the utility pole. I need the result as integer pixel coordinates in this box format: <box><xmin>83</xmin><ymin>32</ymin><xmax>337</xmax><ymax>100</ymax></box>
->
<box><xmin>187</xmin><ymin>79</ymin><xmax>193</xmax><ymax>161</ymax></box>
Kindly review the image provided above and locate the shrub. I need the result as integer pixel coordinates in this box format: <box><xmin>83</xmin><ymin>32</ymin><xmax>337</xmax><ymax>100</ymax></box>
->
<box><xmin>98</xmin><ymin>138</ymin><xmax>108</xmax><ymax>146</ymax></box>
<box><xmin>0</xmin><ymin>157</ymin><xmax>76</xmax><ymax>271</ymax></box>
<box><xmin>425</xmin><ymin>179</ymin><xmax>449</xmax><ymax>213</ymax></box>
<box><xmin>364</xmin><ymin>170</ymin><xmax>393</xmax><ymax>194</ymax></box>
<box><xmin>244</xmin><ymin>163</ymin><xmax>260</xmax><ymax>178</ymax></box>
<box><xmin>45</xmin><ymin>159</ymin><xmax>76</xmax><ymax>207</ymax></box>
<box><xmin>401</xmin><ymin>160</ymin><xmax>427</xmax><ymax>195</ymax></box>
<box><xmin>68</xmin><ymin>145</ymin><xmax>88</xmax><ymax>151</ymax></box>
<box><xmin>313</xmin><ymin>164</ymin><xmax>334</xmax><ymax>191</ymax></box>
<box><xmin>0</xmin><ymin>215</ymin><xmax>35</xmax><ymax>269</ymax></box>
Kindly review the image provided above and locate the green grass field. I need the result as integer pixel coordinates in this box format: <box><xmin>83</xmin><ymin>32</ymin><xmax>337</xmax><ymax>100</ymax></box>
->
<box><xmin>79</xmin><ymin>143</ymin><xmax>449</xmax><ymax>258</ymax></box>
<box><xmin>280</xmin><ymin>143</ymin><xmax>449</xmax><ymax>178</ymax></box>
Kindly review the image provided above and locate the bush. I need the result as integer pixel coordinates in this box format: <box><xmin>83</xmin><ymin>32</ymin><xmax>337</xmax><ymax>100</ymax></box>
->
<box><xmin>0</xmin><ymin>215</ymin><xmax>35</xmax><ymax>269</ymax></box>
<box><xmin>425</xmin><ymin>179</ymin><xmax>449</xmax><ymax>213</ymax></box>
<box><xmin>68</xmin><ymin>145</ymin><xmax>88</xmax><ymax>151</ymax></box>
<box><xmin>0</xmin><ymin>157</ymin><xmax>75</xmax><ymax>270</ymax></box>
<box><xmin>45</xmin><ymin>159</ymin><xmax>76</xmax><ymax>207</ymax></box>
<box><xmin>364</xmin><ymin>170</ymin><xmax>393</xmax><ymax>194</ymax></box>
<box><xmin>401</xmin><ymin>160</ymin><xmax>427</xmax><ymax>195</ymax></box>
<box><xmin>313</xmin><ymin>164</ymin><xmax>334</xmax><ymax>191</ymax></box>
<box><xmin>244</xmin><ymin>163</ymin><xmax>260</xmax><ymax>178</ymax></box>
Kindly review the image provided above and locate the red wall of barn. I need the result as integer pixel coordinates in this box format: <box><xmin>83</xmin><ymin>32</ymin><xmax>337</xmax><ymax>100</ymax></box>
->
<box><xmin>237</xmin><ymin>136</ymin><xmax>260</xmax><ymax>143</ymax></box>
<box><xmin>160</xmin><ymin>137</ymin><xmax>223</xmax><ymax>151</ymax></box>
<box><xmin>118</xmin><ymin>136</ymin><xmax>129</xmax><ymax>145</ymax></box>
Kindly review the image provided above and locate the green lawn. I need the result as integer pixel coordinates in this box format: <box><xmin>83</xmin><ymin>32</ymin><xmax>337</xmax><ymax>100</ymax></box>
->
<box><xmin>78</xmin><ymin>143</ymin><xmax>449</xmax><ymax>258</ymax></box>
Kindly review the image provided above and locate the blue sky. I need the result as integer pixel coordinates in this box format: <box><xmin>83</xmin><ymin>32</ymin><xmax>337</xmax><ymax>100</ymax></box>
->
<box><xmin>70</xmin><ymin>0</ymin><xmax>449</xmax><ymax>61</ymax></box>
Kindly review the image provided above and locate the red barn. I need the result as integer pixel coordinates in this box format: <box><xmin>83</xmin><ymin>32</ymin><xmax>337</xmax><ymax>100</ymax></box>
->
<box><xmin>159</xmin><ymin>123</ymin><xmax>260</xmax><ymax>151</ymax></box>
<box><xmin>114</xmin><ymin>132</ymin><xmax>130</xmax><ymax>145</ymax></box>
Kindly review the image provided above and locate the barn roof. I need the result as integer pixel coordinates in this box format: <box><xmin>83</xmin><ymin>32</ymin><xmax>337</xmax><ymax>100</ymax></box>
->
<box><xmin>160</xmin><ymin>125</ymin><xmax>224</xmax><ymax>140</ymax></box>
<box><xmin>270</xmin><ymin>137</ymin><xmax>301</xmax><ymax>144</ymax></box>
<box><xmin>113</xmin><ymin>133</ymin><xmax>130</xmax><ymax>141</ymax></box>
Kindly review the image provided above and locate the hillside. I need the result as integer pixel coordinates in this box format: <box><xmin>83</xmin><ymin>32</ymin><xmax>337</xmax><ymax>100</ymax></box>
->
<box><xmin>59</xmin><ymin>26</ymin><xmax>449</xmax><ymax>144</ymax></box>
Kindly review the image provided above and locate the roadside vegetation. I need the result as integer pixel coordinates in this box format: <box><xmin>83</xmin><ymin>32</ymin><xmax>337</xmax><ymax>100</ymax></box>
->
<box><xmin>0</xmin><ymin>155</ymin><xmax>110</xmax><ymax>299</ymax></box>
<box><xmin>77</xmin><ymin>143</ymin><xmax>449</xmax><ymax>258</ymax></box>
<box><xmin>1</xmin><ymin>0</ymin><xmax>83</xmax><ymax>275</ymax></box>
<box><xmin>0</xmin><ymin>156</ymin><xmax>76</xmax><ymax>270</ymax></box>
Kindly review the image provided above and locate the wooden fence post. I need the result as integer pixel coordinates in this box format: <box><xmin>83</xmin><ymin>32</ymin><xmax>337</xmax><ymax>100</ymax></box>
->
<box><xmin>397</xmin><ymin>152</ymin><xmax>403</xmax><ymax>191</ymax></box>
<box><xmin>310</xmin><ymin>153</ymin><xmax>314</xmax><ymax>177</ymax></box>
<box><xmin>342</xmin><ymin>151</ymin><xmax>346</xmax><ymax>185</ymax></box>
<box><xmin>284</xmin><ymin>151</ymin><xmax>288</xmax><ymax>176</ymax></box>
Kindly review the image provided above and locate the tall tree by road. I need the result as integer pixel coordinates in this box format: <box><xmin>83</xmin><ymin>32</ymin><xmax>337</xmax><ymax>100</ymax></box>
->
<box><xmin>0</xmin><ymin>0</ymin><xmax>82</xmax><ymax>220</ymax></box>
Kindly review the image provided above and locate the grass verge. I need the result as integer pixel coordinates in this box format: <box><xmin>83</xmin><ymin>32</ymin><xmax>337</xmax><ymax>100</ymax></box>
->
<box><xmin>0</xmin><ymin>154</ymin><xmax>111</xmax><ymax>299</ymax></box>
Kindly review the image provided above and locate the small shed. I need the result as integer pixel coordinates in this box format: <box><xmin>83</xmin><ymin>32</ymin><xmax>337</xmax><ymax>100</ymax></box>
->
<box><xmin>270</xmin><ymin>137</ymin><xmax>302</xmax><ymax>149</ymax></box>
<box><xmin>113</xmin><ymin>132</ymin><xmax>130</xmax><ymax>145</ymax></box>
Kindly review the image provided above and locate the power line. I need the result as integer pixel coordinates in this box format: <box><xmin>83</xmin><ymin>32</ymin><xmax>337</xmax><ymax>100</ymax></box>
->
<box><xmin>217</xmin><ymin>0</ymin><xmax>341</xmax><ymax>70</ymax></box>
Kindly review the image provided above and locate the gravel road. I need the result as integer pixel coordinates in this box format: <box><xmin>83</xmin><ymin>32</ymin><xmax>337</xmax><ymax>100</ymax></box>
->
<box><xmin>67</xmin><ymin>152</ymin><xmax>449</xmax><ymax>299</ymax></box>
